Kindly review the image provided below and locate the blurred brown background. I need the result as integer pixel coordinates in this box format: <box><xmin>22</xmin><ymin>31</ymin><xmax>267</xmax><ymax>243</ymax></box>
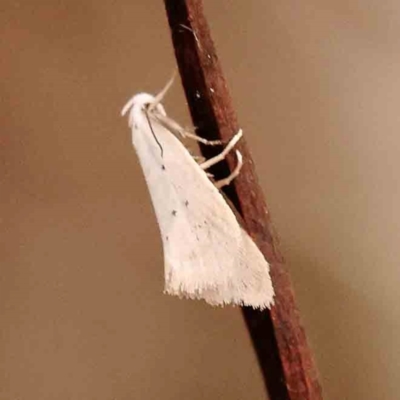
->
<box><xmin>1</xmin><ymin>1</ymin><xmax>399</xmax><ymax>399</ymax></box>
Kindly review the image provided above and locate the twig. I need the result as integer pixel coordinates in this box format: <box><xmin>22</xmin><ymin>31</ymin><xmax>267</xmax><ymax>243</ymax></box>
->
<box><xmin>163</xmin><ymin>1</ymin><xmax>323</xmax><ymax>399</ymax></box>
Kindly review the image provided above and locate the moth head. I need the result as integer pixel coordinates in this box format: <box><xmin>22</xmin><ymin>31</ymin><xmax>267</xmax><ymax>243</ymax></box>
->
<box><xmin>121</xmin><ymin>93</ymin><xmax>167</xmax><ymax>128</ymax></box>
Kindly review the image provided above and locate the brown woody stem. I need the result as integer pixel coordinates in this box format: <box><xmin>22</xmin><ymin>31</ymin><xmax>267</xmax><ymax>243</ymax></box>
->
<box><xmin>163</xmin><ymin>1</ymin><xmax>323</xmax><ymax>399</ymax></box>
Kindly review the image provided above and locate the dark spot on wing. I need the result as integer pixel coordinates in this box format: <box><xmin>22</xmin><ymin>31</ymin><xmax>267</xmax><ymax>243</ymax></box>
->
<box><xmin>172</xmin><ymin>210</ymin><xmax>177</xmax><ymax>216</ymax></box>
<box><xmin>166</xmin><ymin>236</ymin><xmax>169</xmax><ymax>241</ymax></box>
<box><xmin>161</xmin><ymin>164</ymin><xmax>166</xmax><ymax>170</ymax></box>
<box><xmin>184</xmin><ymin>200</ymin><xmax>189</xmax><ymax>207</ymax></box>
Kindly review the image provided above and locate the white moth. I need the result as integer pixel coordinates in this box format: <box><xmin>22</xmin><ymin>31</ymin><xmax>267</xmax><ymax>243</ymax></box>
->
<box><xmin>121</xmin><ymin>80</ymin><xmax>274</xmax><ymax>309</ymax></box>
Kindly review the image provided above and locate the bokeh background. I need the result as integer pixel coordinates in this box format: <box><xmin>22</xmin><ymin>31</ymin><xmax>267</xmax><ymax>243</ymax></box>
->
<box><xmin>1</xmin><ymin>1</ymin><xmax>400</xmax><ymax>399</ymax></box>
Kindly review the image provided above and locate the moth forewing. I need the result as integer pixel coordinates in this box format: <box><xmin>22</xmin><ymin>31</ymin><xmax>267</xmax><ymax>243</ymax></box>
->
<box><xmin>122</xmin><ymin>90</ymin><xmax>274</xmax><ymax>309</ymax></box>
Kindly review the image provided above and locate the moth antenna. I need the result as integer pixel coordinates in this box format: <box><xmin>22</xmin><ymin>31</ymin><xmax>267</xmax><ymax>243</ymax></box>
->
<box><xmin>121</xmin><ymin>96</ymin><xmax>136</xmax><ymax>117</ymax></box>
<box><xmin>149</xmin><ymin>71</ymin><xmax>177</xmax><ymax>111</ymax></box>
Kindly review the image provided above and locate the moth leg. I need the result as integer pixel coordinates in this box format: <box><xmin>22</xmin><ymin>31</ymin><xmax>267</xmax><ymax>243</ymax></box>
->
<box><xmin>193</xmin><ymin>156</ymin><xmax>213</xmax><ymax>177</ymax></box>
<box><xmin>155</xmin><ymin>113</ymin><xmax>222</xmax><ymax>146</ymax></box>
<box><xmin>192</xmin><ymin>155</ymin><xmax>206</xmax><ymax>163</ymax></box>
<box><xmin>180</xmin><ymin>130</ymin><xmax>222</xmax><ymax>146</ymax></box>
<box><xmin>214</xmin><ymin>150</ymin><xmax>243</xmax><ymax>189</ymax></box>
<box><xmin>200</xmin><ymin>129</ymin><xmax>243</xmax><ymax>170</ymax></box>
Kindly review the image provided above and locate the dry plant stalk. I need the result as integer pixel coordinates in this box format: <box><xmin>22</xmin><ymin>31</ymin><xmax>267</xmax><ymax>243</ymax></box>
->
<box><xmin>162</xmin><ymin>0</ymin><xmax>323</xmax><ymax>399</ymax></box>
